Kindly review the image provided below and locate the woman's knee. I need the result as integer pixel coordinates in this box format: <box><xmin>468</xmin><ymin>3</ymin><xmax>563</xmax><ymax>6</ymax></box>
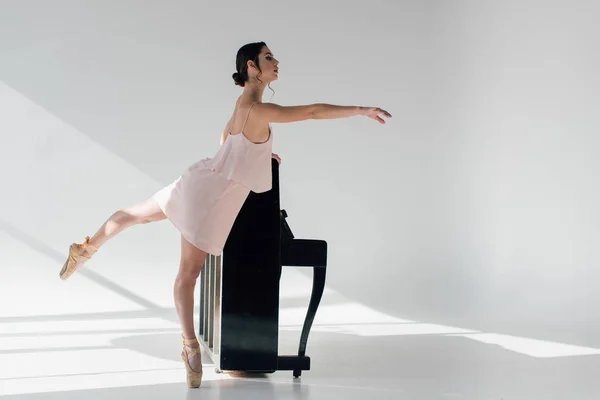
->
<box><xmin>176</xmin><ymin>259</ymin><xmax>204</xmax><ymax>283</ymax></box>
<box><xmin>175</xmin><ymin>236</ymin><xmax>208</xmax><ymax>284</ymax></box>
<box><xmin>112</xmin><ymin>209</ymin><xmax>136</xmax><ymax>225</ymax></box>
<box><xmin>121</xmin><ymin>198</ymin><xmax>166</xmax><ymax>224</ymax></box>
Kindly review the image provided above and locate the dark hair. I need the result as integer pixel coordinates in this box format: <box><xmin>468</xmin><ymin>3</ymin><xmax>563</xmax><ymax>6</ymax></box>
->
<box><xmin>232</xmin><ymin>41</ymin><xmax>275</xmax><ymax>98</ymax></box>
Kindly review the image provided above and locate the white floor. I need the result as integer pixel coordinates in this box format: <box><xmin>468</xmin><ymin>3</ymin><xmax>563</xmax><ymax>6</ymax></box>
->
<box><xmin>2</xmin><ymin>231</ymin><xmax>600</xmax><ymax>399</ymax></box>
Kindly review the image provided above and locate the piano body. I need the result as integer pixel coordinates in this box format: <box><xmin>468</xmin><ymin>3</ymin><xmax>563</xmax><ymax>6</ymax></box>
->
<box><xmin>198</xmin><ymin>159</ymin><xmax>327</xmax><ymax>377</ymax></box>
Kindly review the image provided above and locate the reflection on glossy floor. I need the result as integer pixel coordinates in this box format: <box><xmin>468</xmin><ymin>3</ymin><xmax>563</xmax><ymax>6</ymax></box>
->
<box><xmin>2</xmin><ymin>234</ymin><xmax>600</xmax><ymax>399</ymax></box>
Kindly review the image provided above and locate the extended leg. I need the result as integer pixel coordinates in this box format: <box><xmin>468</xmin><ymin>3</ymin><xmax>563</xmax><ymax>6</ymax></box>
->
<box><xmin>87</xmin><ymin>196</ymin><xmax>167</xmax><ymax>250</ymax></box>
<box><xmin>59</xmin><ymin>196</ymin><xmax>167</xmax><ymax>280</ymax></box>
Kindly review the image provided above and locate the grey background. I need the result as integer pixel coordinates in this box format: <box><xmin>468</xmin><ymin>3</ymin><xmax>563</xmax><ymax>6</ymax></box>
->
<box><xmin>0</xmin><ymin>0</ymin><xmax>598</xmax><ymax>359</ymax></box>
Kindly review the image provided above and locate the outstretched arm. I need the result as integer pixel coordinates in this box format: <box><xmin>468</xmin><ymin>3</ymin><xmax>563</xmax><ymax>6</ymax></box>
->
<box><xmin>253</xmin><ymin>103</ymin><xmax>391</xmax><ymax>124</ymax></box>
<box><xmin>312</xmin><ymin>104</ymin><xmax>392</xmax><ymax>123</ymax></box>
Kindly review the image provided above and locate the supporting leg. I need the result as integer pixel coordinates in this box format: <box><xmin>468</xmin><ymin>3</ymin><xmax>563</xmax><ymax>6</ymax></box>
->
<box><xmin>174</xmin><ymin>234</ymin><xmax>207</xmax><ymax>375</ymax></box>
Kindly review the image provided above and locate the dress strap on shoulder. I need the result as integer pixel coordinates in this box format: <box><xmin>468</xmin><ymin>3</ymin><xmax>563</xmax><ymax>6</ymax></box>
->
<box><xmin>240</xmin><ymin>102</ymin><xmax>257</xmax><ymax>133</ymax></box>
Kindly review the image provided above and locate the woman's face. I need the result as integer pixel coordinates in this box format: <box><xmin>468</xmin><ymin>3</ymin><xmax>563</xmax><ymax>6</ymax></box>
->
<box><xmin>253</xmin><ymin>47</ymin><xmax>279</xmax><ymax>82</ymax></box>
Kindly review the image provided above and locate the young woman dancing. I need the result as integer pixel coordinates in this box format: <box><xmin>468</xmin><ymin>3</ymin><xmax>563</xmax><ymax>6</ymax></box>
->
<box><xmin>59</xmin><ymin>41</ymin><xmax>392</xmax><ymax>388</ymax></box>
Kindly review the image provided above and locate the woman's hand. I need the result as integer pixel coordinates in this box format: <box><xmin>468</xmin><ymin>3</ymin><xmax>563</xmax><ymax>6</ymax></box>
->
<box><xmin>272</xmin><ymin>153</ymin><xmax>281</xmax><ymax>164</ymax></box>
<box><xmin>358</xmin><ymin>107</ymin><xmax>392</xmax><ymax>124</ymax></box>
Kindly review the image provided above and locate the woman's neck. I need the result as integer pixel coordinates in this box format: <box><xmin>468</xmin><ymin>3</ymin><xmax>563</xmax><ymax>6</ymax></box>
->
<box><xmin>242</xmin><ymin>81</ymin><xmax>267</xmax><ymax>102</ymax></box>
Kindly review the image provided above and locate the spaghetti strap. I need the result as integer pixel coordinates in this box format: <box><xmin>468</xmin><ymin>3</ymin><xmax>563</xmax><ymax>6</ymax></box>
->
<box><xmin>240</xmin><ymin>102</ymin><xmax>257</xmax><ymax>133</ymax></box>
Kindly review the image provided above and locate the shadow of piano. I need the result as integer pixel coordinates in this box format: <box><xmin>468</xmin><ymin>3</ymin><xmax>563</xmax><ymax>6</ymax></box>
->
<box><xmin>198</xmin><ymin>158</ymin><xmax>327</xmax><ymax>378</ymax></box>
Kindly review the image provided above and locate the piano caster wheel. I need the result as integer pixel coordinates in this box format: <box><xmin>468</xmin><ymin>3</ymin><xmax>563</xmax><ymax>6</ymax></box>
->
<box><xmin>293</xmin><ymin>370</ymin><xmax>302</xmax><ymax>378</ymax></box>
<box><xmin>215</xmin><ymin>368</ymin><xmax>223</xmax><ymax>374</ymax></box>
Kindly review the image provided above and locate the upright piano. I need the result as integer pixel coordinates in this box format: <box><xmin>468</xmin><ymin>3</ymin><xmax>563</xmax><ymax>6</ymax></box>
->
<box><xmin>198</xmin><ymin>158</ymin><xmax>328</xmax><ymax>377</ymax></box>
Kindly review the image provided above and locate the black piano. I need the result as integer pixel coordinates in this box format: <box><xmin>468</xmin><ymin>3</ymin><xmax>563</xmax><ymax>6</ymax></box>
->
<box><xmin>198</xmin><ymin>158</ymin><xmax>327</xmax><ymax>377</ymax></box>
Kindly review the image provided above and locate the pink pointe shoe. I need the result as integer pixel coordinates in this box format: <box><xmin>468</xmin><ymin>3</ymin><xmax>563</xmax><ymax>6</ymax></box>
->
<box><xmin>59</xmin><ymin>236</ymin><xmax>98</xmax><ymax>280</ymax></box>
<box><xmin>181</xmin><ymin>334</ymin><xmax>203</xmax><ymax>388</ymax></box>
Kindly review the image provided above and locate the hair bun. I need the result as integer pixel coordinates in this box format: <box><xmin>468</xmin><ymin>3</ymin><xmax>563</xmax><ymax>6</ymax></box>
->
<box><xmin>232</xmin><ymin>71</ymin><xmax>245</xmax><ymax>87</ymax></box>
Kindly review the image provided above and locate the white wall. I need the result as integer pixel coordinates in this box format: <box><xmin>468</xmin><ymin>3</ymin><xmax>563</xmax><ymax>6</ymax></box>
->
<box><xmin>0</xmin><ymin>0</ymin><xmax>598</xmax><ymax>349</ymax></box>
<box><xmin>409</xmin><ymin>0</ymin><xmax>600</xmax><ymax>346</ymax></box>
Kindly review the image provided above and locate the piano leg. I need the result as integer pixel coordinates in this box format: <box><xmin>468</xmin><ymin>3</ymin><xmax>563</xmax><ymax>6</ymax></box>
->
<box><xmin>295</xmin><ymin>267</ymin><xmax>326</xmax><ymax>378</ymax></box>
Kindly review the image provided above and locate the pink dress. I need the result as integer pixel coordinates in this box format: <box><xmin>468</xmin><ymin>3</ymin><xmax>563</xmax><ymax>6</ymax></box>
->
<box><xmin>153</xmin><ymin>102</ymin><xmax>273</xmax><ymax>255</ymax></box>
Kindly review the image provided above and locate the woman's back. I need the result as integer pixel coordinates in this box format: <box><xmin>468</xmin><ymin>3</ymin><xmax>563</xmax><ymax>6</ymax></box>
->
<box><xmin>228</xmin><ymin>98</ymin><xmax>271</xmax><ymax>144</ymax></box>
<box><xmin>198</xmin><ymin>99</ymin><xmax>273</xmax><ymax>193</ymax></box>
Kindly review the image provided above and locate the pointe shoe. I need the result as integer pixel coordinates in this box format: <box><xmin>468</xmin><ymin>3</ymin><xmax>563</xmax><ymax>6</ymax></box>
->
<box><xmin>181</xmin><ymin>334</ymin><xmax>203</xmax><ymax>388</ymax></box>
<box><xmin>59</xmin><ymin>236</ymin><xmax>98</xmax><ymax>280</ymax></box>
